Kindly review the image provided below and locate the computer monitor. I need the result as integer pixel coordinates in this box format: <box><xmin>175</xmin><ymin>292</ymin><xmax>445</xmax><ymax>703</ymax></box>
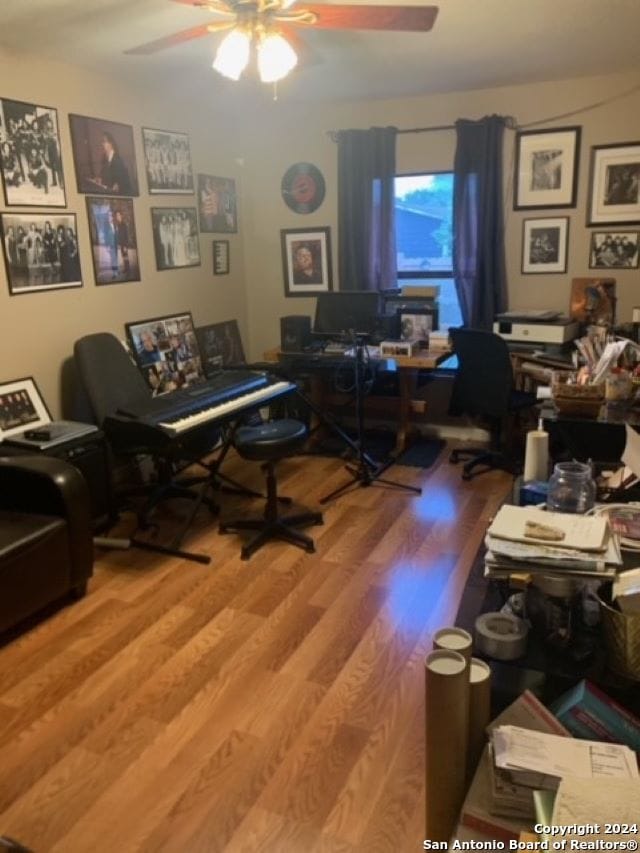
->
<box><xmin>125</xmin><ymin>310</ymin><xmax>206</xmax><ymax>395</ymax></box>
<box><xmin>313</xmin><ymin>292</ymin><xmax>380</xmax><ymax>338</ymax></box>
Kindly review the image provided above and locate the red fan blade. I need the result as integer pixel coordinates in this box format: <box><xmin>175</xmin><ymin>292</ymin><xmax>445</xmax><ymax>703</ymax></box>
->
<box><xmin>125</xmin><ymin>21</ymin><xmax>231</xmax><ymax>54</ymax></box>
<box><xmin>170</xmin><ymin>0</ymin><xmax>234</xmax><ymax>11</ymax></box>
<box><xmin>300</xmin><ymin>4</ymin><xmax>438</xmax><ymax>31</ymax></box>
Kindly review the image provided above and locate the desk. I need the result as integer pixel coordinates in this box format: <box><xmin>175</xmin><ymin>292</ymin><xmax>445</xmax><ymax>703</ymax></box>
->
<box><xmin>263</xmin><ymin>346</ymin><xmax>451</xmax><ymax>454</ymax></box>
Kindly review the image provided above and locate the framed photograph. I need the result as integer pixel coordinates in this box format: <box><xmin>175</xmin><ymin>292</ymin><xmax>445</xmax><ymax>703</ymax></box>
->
<box><xmin>280</xmin><ymin>227</ymin><xmax>333</xmax><ymax>297</ymax></box>
<box><xmin>213</xmin><ymin>240</ymin><xmax>230</xmax><ymax>275</ymax></box>
<box><xmin>514</xmin><ymin>126</ymin><xmax>581</xmax><ymax>210</ymax></box>
<box><xmin>198</xmin><ymin>174</ymin><xmax>237</xmax><ymax>232</ymax></box>
<box><xmin>195</xmin><ymin>320</ymin><xmax>245</xmax><ymax>376</ymax></box>
<box><xmin>150</xmin><ymin>207</ymin><xmax>200</xmax><ymax>271</ymax></box>
<box><xmin>68</xmin><ymin>114</ymin><xmax>138</xmax><ymax>196</ymax></box>
<box><xmin>589</xmin><ymin>231</ymin><xmax>640</xmax><ymax>269</ymax></box>
<box><xmin>125</xmin><ymin>311</ymin><xmax>205</xmax><ymax>395</ymax></box>
<box><xmin>521</xmin><ymin>217</ymin><xmax>569</xmax><ymax>274</ymax></box>
<box><xmin>570</xmin><ymin>278</ymin><xmax>616</xmax><ymax>325</ymax></box>
<box><xmin>142</xmin><ymin>127</ymin><xmax>194</xmax><ymax>194</ymax></box>
<box><xmin>0</xmin><ymin>376</ymin><xmax>51</xmax><ymax>440</ymax></box>
<box><xmin>587</xmin><ymin>142</ymin><xmax>640</xmax><ymax>226</ymax></box>
<box><xmin>398</xmin><ymin>308</ymin><xmax>437</xmax><ymax>347</ymax></box>
<box><xmin>1</xmin><ymin>212</ymin><xmax>82</xmax><ymax>295</ymax></box>
<box><xmin>0</xmin><ymin>98</ymin><xmax>66</xmax><ymax>207</ymax></box>
<box><xmin>86</xmin><ymin>196</ymin><xmax>140</xmax><ymax>285</ymax></box>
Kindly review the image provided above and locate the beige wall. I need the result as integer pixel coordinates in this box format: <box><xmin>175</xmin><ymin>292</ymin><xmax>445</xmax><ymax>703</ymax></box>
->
<box><xmin>236</xmin><ymin>70</ymin><xmax>640</xmax><ymax>360</ymax></box>
<box><xmin>0</xmin><ymin>48</ymin><xmax>248</xmax><ymax>417</ymax></box>
<box><xmin>2</xmin><ymin>51</ymin><xmax>640</xmax><ymax>418</ymax></box>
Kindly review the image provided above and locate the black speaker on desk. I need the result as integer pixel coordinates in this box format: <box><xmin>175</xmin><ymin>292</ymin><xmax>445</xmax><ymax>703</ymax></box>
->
<box><xmin>280</xmin><ymin>315</ymin><xmax>312</xmax><ymax>352</ymax></box>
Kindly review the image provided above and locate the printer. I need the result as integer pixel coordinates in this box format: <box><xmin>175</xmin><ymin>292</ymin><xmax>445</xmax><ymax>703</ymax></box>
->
<box><xmin>493</xmin><ymin>310</ymin><xmax>579</xmax><ymax>345</ymax></box>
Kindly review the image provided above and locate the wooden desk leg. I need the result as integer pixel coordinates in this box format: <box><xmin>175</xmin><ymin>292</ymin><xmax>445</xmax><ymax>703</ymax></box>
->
<box><xmin>396</xmin><ymin>368</ymin><xmax>418</xmax><ymax>455</ymax></box>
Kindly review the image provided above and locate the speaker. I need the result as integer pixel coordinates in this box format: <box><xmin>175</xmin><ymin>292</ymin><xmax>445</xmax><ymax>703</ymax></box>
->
<box><xmin>372</xmin><ymin>313</ymin><xmax>400</xmax><ymax>343</ymax></box>
<box><xmin>280</xmin><ymin>315</ymin><xmax>312</xmax><ymax>352</ymax></box>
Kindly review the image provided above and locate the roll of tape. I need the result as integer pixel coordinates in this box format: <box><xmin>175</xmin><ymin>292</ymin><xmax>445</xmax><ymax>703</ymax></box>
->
<box><xmin>474</xmin><ymin>612</ymin><xmax>528</xmax><ymax>661</ymax></box>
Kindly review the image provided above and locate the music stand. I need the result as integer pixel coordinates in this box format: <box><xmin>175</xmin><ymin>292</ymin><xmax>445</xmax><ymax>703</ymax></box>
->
<box><xmin>319</xmin><ymin>332</ymin><xmax>422</xmax><ymax>504</ymax></box>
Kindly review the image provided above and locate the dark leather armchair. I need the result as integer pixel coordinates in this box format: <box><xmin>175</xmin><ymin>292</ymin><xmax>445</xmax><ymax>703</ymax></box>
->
<box><xmin>0</xmin><ymin>455</ymin><xmax>93</xmax><ymax>635</ymax></box>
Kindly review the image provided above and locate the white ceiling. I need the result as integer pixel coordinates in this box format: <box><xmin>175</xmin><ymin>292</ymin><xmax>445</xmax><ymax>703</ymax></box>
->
<box><xmin>1</xmin><ymin>0</ymin><xmax>640</xmax><ymax>105</ymax></box>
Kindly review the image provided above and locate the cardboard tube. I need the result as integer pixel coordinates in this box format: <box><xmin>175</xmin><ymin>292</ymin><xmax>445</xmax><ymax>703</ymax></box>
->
<box><xmin>433</xmin><ymin>627</ymin><xmax>472</xmax><ymax>664</ymax></box>
<box><xmin>424</xmin><ymin>649</ymin><xmax>469</xmax><ymax>842</ymax></box>
<box><xmin>467</xmin><ymin>657</ymin><xmax>491</xmax><ymax>782</ymax></box>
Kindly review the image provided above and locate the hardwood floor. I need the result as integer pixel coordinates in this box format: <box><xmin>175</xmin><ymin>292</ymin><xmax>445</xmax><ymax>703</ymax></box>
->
<box><xmin>0</xmin><ymin>443</ymin><xmax>511</xmax><ymax>852</ymax></box>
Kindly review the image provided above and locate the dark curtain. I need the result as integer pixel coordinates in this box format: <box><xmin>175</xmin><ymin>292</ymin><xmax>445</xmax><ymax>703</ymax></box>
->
<box><xmin>337</xmin><ymin>126</ymin><xmax>397</xmax><ymax>292</ymax></box>
<box><xmin>453</xmin><ymin>115</ymin><xmax>508</xmax><ymax>329</ymax></box>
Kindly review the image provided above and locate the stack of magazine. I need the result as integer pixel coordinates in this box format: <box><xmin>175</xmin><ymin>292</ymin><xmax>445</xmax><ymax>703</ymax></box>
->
<box><xmin>485</xmin><ymin>505</ymin><xmax>622</xmax><ymax>579</ymax></box>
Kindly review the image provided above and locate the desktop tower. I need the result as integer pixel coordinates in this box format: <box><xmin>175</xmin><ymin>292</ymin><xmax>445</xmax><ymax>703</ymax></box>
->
<box><xmin>280</xmin><ymin>315</ymin><xmax>312</xmax><ymax>352</ymax></box>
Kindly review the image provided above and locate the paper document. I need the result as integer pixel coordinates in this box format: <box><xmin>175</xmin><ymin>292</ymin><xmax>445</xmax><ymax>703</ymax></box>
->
<box><xmin>622</xmin><ymin>422</ymin><xmax>640</xmax><ymax>480</ymax></box>
<box><xmin>492</xmin><ymin>726</ymin><xmax>638</xmax><ymax>790</ymax></box>
<box><xmin>485</xmin><ymin>530</ymin><xmax>622</xmax><ymax>567</ymax></box>
<box><xmin>552</xmin><ymin>776</ymin><xmax>640</xmax><ymax>834</ymax></box>
<box><xmin>488</xmin><ymin>505</ymin><xmax>608</xmax><ymax>552</ymax></box>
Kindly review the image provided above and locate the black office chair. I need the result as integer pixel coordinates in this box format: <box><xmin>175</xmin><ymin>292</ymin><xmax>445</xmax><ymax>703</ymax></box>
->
<box><xmin>73</xmin><ymin>332</ymin><xmax>219</xmax><ymax>531</ymax></box>
<box><xmin>219</xmin><ymin>419</ymin><xmax>323</xmax><ymax>560</ymax></box>
<box><xmin>448</xmin><ymin>327</ymin><xmax>536</xmax><ymax>480</ymax></box>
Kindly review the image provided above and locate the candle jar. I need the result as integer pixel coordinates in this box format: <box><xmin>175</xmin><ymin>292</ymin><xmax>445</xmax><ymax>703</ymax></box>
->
<box><xmin>547</xmin><ymin>461</ymin><xmax>596</xmax><ymax>514</ymax></box>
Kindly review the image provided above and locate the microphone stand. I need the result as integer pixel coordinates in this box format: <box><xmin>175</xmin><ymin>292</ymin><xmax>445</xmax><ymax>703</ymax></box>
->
<box><xmin>319</xmin><ymin>332</ymin><xmax>421</xmax><ymax>504</ymax></box>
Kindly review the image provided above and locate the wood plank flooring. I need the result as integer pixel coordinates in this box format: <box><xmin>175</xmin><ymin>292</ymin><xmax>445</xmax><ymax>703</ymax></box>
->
<box><xmin>0</xmin><ymin>443</ymin><xmax>511</xmax><ymax>852</ymax></box>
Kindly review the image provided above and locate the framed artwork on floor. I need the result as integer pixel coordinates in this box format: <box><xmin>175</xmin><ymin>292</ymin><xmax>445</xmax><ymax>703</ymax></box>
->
<box><xmin>280</xmin><ymin>226</ymin><xmax>333</xmax><ymax>297</ymax></box>
<box><xmin>521</xmin><ymin>216</ymin><xmax>569</xmax><ymax>274</ymax></box>
<box><xmin>150</xmin><ymin>207</ymin><xmax>200</xmax><ymax>271</ymax></box>
<box><xmin>0</xmin><ymin>376</ymin><xmax>51</xmax><ymax>440</ymax></box>
<box><xmin>0</xmin><ymin>98</ymin><xmax>66</xmax><ymax>207</ymax></box>
<box><xmin>86</xmin><ymin>196</ymin><xmax>140</xmax><ymax>285</ymax></box>
<box><xmin>587</xmin><ymin>141</ymin><xmax>640</xmax><ymax>226</ymax></box>
<box><xmin>514</xmin><ymin>126</ymin><xmax>581</xmax><ymax>210</ymax></box>
<box><xmin>589</xmin><ymin>231</ymin><xmax>639</xmax><ymax>269</ymax></box>
<box><xmin>195</xmin><ymin>320</ymin><xmax>245</xmax><ymax>375</ymax></box>
<box><xmin>69</xmin><ymin>114</ymin><xmax>139</xmax><ymax>196</ymax></box>
<box><xmin>1</xmin><ymin>212</ymin><xmax>82</xmax><ymax>294</ymax></box>
<box><xmin>142</xmin><ymin>127</ymin><xmax>194</xmax><ymax>194</ymax></box>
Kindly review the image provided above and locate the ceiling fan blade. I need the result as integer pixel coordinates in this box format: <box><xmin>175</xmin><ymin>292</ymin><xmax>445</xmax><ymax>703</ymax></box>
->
<box><xmin>125</xmin><ymin>21</ymin><xmax>232</xmax><ymax>55</ymax></box>
<box><xmin>300</xmin><ymin>4</ymin><xmax>438</xmax><ymax>31</ymax></box>
<box><xmin>170</xmin><ymin>0</ymin><xmax>234</xmax><ymax>11</ymax></box>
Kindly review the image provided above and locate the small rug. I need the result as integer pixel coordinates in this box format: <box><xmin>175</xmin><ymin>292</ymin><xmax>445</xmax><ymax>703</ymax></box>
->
<box><xmin>303</xmin><ymin>429</ymin><xmax>444</xmax><ymax>469</ymax></box>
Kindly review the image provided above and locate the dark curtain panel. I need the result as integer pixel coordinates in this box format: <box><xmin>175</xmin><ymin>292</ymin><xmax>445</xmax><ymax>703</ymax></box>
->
<box><xmin>453</xmin><ymin>115</ymin><xmax>508</xmax><ymax>329</ymax></box>
<box><xmin>337</xmin><ymin>126</ymin><xmax>397</xmax><ymax>291</ymax></box>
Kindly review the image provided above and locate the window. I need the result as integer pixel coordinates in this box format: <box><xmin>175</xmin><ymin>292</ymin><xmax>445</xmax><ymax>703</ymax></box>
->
<box><xmin>394</xmin><ymin>172</ymin><xmax>462</xmax><ymax>329</ymax></box>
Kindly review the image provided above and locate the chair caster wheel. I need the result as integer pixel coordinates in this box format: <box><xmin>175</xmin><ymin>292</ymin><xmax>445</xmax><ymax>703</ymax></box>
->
<box><xmin>462</xmin><ymin>472</ymin><xmax>472</xmax><ymax>481</ymax></box>
<box><xmin>219</xmin><ymin>523</ymin><xmax>228</xmax><ymax>533</ymax></box>
<box><xmin>305</xmin><ymin>543</ymin><xmax>316</xmax><ymax>553</ymax></box>
<box><xmin>449</xmin><ymin>451</ymin><xmax>460</xmax><ymax>464</ymax></box>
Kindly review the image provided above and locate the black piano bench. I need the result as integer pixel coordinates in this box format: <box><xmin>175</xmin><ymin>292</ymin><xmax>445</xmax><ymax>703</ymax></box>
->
<box><xmin>219</xmin><ymin>419</ymin><xmax>323</xmax><ymax>560</ymax></box>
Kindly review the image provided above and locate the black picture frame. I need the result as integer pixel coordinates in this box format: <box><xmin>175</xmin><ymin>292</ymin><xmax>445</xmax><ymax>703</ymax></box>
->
<box><xmin>0</xmin><ymin>376</ymin><xmax>51</xmax><ymax>439</ymax></box>
<box><xmin>398</xmin><ymin>307</ymin><xmax>437</xmax><ymax>345</ymax></box>
<box><xmin>587</xmin><ymin>141</ymin><xmax>640</xmax><ymax>226</ymax></box>
<box><xmin>142</xmin><ymin>127</ymin><xmax>194</xmax><ymax>195</ymax></box>
<box><xmin>195</xmin><ymin>320</ymin><xmax>245</xmax><ymax>376</ymax></box>
<box><xmin>125</xmin><ymin>311</ymin><xmax>205</xmax><ymax>395</ymax></box>
<box><xmin>198</xmin><ymin>174</ymin><xmax>237</xmax><ymax>233</ymax></box>
<box><xmin>521</xmin><ymin>216</ymin><xmax>569</xmax><ymax>274</ymax></box>
<box><xmin>69</xmin><ymin>114</ymin><xmax>139</xmax><ymax>197</ymax></box>
<box><xmin>213</xmin><ymin>240</ymin><xmax>230</xmax><ymax>275</ymax></box>
<box><xmin>280</xmin><ymin>226</ymin><xmax>333</xmax><ymax>297</ymax></box>
<box><xmin>1</xmin><ymin>211</ymin><xmax>83</xmax><ymax>295</ymax></box>
<box><xmin>0</xmin><ymin>97</ymin><xmax>66</xmax><ymax>207</ymax></box>
<box><xmin>150</xmin><ymin>207</ymin><xmax>200</xmax><ymax>271</ymax></box>
<box><xmin>589</xmin><ymin>231</ymin><xmax>640</xmax><ymax>269</ymax></box>
<box><xmin>514</xmin><ymin>126</ymin><xmax>581</xmax><ymax>210</ymax></box>
<box><xmin>86</xmin><ymin>196</ymin><xmax>140</xmax><ymax>285</ymax></box>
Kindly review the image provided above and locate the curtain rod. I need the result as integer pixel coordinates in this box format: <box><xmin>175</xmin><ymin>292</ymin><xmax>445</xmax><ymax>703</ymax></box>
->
<box><xmin>327</xmin><ymin>117</ymin><xmax>517</xmax><ymax>142</ymax></box>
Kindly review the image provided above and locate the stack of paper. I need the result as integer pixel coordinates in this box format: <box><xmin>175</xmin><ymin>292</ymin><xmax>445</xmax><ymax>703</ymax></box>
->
<box><xmin>485</xmin><ymin>505</ymin><xmax>622</xmax><ymax>579</ymax></box>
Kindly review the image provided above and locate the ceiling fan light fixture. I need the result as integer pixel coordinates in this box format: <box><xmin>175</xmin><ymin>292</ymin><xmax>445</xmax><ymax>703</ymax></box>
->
<box><xmin>257</xmin><ymin>31</ymin><xmax>298</xmax><ymax>83</ymax></box>
<box><xmin>212</xmin><ymin>28</ymin><xmax>251</xmax><ymax>80</ymax></box>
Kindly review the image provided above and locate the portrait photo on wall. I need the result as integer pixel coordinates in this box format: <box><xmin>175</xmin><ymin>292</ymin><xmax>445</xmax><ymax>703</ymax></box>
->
<box><xmin>125</xmin><ymin>311</ymin><xmax>205</xmax><ymax>396</ymax></box>
<box><xmin>1</xmin><ymin>212</ymin><xmax>82</xmax><ymax>295</ymax></box>
<box><xmin>198</xmin><ymin>174</ymin><xmax>237</xmax><ymax>233</ymax></box>
<box><xmin>151</xmin><ymin>207</ymin><xmax>200</xmax><ymax>271</ymax></box>
<box><xmin>588</xmin><ymin>142</ymin><xmax>640</xmax><ymax>226</ymax></box>
<box><xmin>280</xmin><ymin>227</ymin><xmax>333</xmax><ymax>297</ymax></box>
<box><xmin>589</xmin><ymin>231</ymin><xmax>640</xmax><ymax>269</ymax></box>
<box><xmin>142</xmin><ymin>127</ymin><xmax>194</xmax><ymax>194</ymax></box>
<box><xmin>86</xmin><ymin>196</ymin><xmax>140</xmax><ymax>285</ymax></box>
<box><xmin>195</xmin><ymin>320</ymin><xmax>245</xmax><ymax>376</ymax></box>
<box><xmin>521</xmin><ymin>217</ymin><xmax>569</xmax><ymax>274</ymax></box>
<box><xmin>68</xmin><ymin>114</ymin><xmax>138</xmax><ymax>197</ymax></box>
<box><xmin>514</xmin><ymin>126</ymin><xmax>581</xmax><ymax>210</ymax></box>
<box><xmin>0</xmin><ymin>98</ymin><xmax>66</xmax><ymax>207</ymax></box>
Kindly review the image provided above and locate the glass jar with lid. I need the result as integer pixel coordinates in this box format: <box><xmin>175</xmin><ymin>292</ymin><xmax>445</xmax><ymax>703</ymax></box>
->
<box><xmin>547</xmin><ymin>461</ymin><xmax>596</xmax><ymax>514</ymax></box>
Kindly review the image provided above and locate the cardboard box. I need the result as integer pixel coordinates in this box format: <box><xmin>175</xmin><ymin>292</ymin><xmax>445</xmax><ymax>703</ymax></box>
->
<box><xmin>551</xmin><ymin>679</ymin><xmax>640</xmax><ymax>752</ymax></box>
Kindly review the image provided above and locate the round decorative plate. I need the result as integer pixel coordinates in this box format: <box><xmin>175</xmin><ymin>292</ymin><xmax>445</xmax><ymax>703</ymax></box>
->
<box><xmin>281</xmin><ymin>162</ymin><xmax>325</xmax><ymax>214</ymax></box>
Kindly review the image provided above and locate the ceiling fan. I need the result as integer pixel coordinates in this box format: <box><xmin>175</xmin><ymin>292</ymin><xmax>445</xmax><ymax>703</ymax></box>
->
<box><xmin>126</xmin><ymin>0</ymin><xmax>439</xmax><ymax>85</ymax></box>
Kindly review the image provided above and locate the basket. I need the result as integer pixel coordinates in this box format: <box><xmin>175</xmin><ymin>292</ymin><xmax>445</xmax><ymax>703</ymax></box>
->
<box><xmin>552</xmin><ymin>380</ymin><xmax>604</xmax><ymax>418</ymax></box>
<box><xmin>597</xmin><ymin>589</ymin><xmax>640</xmax><ymax>681</ymax></box>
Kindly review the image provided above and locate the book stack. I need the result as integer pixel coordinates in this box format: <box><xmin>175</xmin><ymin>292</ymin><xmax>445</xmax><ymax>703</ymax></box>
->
<box><xmin>551</xmin><ymin>679</ymin><xmax>640</xmax><ymax>751</ymax></box>
<box><xmin>484</xmin><ymin>505</ymin><xmax>622</xmax><ymax>580</ymax></box>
